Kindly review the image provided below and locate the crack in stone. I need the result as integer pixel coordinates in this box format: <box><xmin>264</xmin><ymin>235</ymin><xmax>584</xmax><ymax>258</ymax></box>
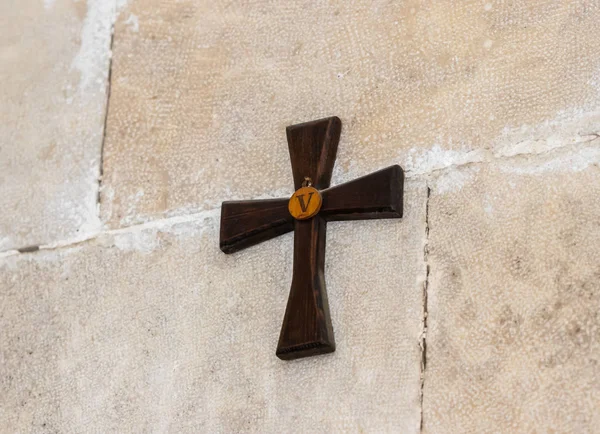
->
<box><xmin>0</xmin><ymin>208</ymin><xmax>221</xmax><ymax>259</ymax></box>
<box><xmin>419</xmin><ymin>186</ymin><xmax>431</xmax><ymax>433</ymax></box>
<box><xmin>96</xmin><ymin>2</ymin><xmax>118</xmax><ymax>209</ymax></box>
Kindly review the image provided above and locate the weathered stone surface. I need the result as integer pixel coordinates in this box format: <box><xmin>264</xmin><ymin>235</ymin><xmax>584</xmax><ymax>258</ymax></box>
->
<box><xmin>0</xmin><ymin>0</ymin><xmax>121</xmax><ymax>251</ymax></box>
<box><xmin>102</xmin><ymin>0</ymin><xmax>600</xmax><ymax>228</ymax></box>
<box><xmin>4</xmin><ymin>0</ymin><xmax>600</xmax><ymax>430</ymax></box>
<box><xmin>0</xmin><ymin>182</ymin><xmax>427</xmax><ymax>432</ymax></box>
<box><xmin>423</xmin><ymin>149</ymin><xmax>600</xmax><ymax>433</ymax></box>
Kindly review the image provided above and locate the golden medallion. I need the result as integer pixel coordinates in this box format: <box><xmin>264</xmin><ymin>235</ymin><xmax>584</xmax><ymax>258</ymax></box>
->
<box><xmin>288</xmin><ymin>186</ymin><xmax>322</xmax><ymax>220</ymax></box>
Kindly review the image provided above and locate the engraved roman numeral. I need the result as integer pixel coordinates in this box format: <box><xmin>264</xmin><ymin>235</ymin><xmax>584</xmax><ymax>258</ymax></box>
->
<box><xmin>296</xmin><ymin>192</ymin><xmax>314</xmax><ymax>212</ymax></box>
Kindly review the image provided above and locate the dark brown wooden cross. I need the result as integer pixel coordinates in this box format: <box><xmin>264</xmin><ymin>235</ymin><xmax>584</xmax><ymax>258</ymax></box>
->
<box><xmin>220</xmin><ymin>117</ymin><xmax>404</xmax><ymax>360</ymax></box>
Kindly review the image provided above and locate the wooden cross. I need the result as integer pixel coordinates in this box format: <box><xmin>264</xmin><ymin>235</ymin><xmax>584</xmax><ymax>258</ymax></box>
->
<box><xmin>220</xmin><ymin>117</ymin><xmax>404</xmax><ymax>360</ymax></box>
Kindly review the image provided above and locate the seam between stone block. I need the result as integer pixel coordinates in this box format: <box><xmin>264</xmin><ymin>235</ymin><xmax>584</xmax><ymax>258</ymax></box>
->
<box><xmin>1</xmin><ymin>137</ymin><xmax>598</xmax><ymax>257</ymax></box>
<box><xmin>0</xmin><ymin>208</ymin><xmax>220</xmax><ymax>259</ymax></box>
<box><xmin>419</xmin><ymin>186</ymin><xmax>431</xmax><ymax>433</ymax></box>
<box><xmin>97</xmin><ymin>6</ymin><xmax>118</xmax><ymax>211</ymax></box>
<box><xmin>403</xmin><ymin>133</ymin><xmax>600</xmax><ymax>179</ymax></box>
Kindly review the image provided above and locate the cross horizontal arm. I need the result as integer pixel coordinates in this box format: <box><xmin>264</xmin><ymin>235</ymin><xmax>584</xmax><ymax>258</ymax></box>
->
<box><xmin>220</xmin><ymin>198</ymin><xmax>293</xmax><ymax>254</ymax></box>
<box><xmin>219</xmin><ymin>165</ymin><xmax>403</xmax><ymax>254</ymax></box>
<box><xmin>320</xmin><ymin>165</ymin><xmax>404</xmax><ymax>221</ymax></box>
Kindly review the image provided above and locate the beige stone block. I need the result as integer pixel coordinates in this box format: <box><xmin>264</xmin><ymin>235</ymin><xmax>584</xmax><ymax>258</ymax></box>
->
<box><xmin>1</xmin><ymin>182</ymin><xmax>427</xmax><ymax>432</ymax></box>
<box><xmin>422</xmin><ymin>151</ymin><xmax>600</xmax><ymax>433</ymax></box>
<box><xmin>102</xmin><ymin>0</ymin><xmax>600</xmax><ymax>228</ymax></box>
<box><xmin>0</xmin><ymin>1</ymin><xmax>121</xmax><ymax>251</ymax></box>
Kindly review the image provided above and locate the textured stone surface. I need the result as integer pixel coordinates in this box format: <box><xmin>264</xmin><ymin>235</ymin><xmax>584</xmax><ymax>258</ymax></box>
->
<box><xmin>0</xmin><ymin>0</ymin><xmax>121</xmax><ymax>251</ymax></box>
<box><xmin>423</xmin><ymin>149</ymin><xmax>600</xmax><ymax>433</ymax></box>
<box><xmin>0</xmin><ymin>183</ymin><xmax>427</xmax><ymax>432</ymax></box>
<box><xmin>101</xmin><ymin>0</ymin><xmax>600</xmax><ymax>228</ymax></box>
<box><xmin>3</xmin><ymin>0</ymin><xmax>600</xmax><ymax>431</ymax></box>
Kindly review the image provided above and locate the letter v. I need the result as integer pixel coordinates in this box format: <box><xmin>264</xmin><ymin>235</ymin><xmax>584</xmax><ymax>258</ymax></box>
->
<box><xmin>296</xmin><ymin>192</ymin><xmax>314</xmax><ymax>212</ymax></box>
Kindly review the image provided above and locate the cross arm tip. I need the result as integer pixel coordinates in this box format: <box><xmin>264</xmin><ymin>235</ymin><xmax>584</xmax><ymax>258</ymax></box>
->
<box><xmin>320</xmin><ymin>164</ymin><xmax>404</xmax><ymax>221</ymax></box>
<box><xmin>219</xmin><ymin>198</ymin><xmax>294</xmax><ymax>254</ymax></box>
<box><xmin>285</xmin><ymin>116</ymin><xmax>341</xmax><ymax>133</ymax></box>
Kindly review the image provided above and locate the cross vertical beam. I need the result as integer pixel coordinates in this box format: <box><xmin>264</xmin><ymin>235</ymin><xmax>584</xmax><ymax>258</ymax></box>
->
<box><xmin>277</xmin><ymin>216</ymin><xmax>333</xmax><ymax>358</ymax></box>
<box><xmin>276</xmin><ymin>117</ymin><xmax>341</xmax><ymax>359</ymax></box>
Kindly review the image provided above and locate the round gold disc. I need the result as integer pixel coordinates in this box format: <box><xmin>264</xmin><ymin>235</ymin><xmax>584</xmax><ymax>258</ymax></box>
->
<box><xmin>288</xmin><ymin>186</ymin><xmax>322</xmax><ymax>220</ymax></box>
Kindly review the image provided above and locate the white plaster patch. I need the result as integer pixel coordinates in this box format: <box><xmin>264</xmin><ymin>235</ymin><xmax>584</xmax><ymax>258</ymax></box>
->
<box><xmin>111</xmin><ymin>230</ymin><xmax>160</xmax><ymax>253</ymax></box>
<box><xmin>116</xmin><ymin>183</ymin><xmax>293</xmax><ymax>230</ymax></box>
<box><xmin>0</xmin><ymin>236</ymin><xmax>13</xmax><ymax>253</ymax></box>
<box><xmin>401</xmin><ymin>109</ymin><xmax>600</xmax><ymax>183</ymax></box>
<box><xmin>433</xmin><ymin>165</ymin><xmax>480</xmax><ymax>194</ymax></box>
<box><xmin>403</xmin><ymin>145</ymin><xmax>485</xmax><ymax>176</ymax></box>
<box><xmin>332</xmin><ymin>158</ymin><xmax>365</xmax><ymax>185</ymax></box>
<box><xmin>103</xmin><ymin>207</ymin><xmax>219</xmax><ymax>253</ymax></box>
<box><xmin>498</xmin><ymin>143</ymin><xmax>600</xmax><ymax>175</ymax></box>
<box><xmin>99</xmin><ymin>184</ymin><xmax>115</xmax><ymax>225</ymax></box>
<box><xmin>43</xmin><ymin>0</ymin><xmax>56</xmax><ymax>10</ymax></box>
<box><xmin>166</xmin><ymin>213</ymin><xmax>219</xmax><ymax>242</ymax></box>
<box><xmin>77</xmin><ymin>158</ymin><xmax>104</xmax><ymax>239</ymax></box>
<box><xmin>493</xmin><ymin>109</ymin><xmax>600</xmax><ymax>158</ymax></box>
<box><xmin>124</xmin><ymin>14</ymin><xmax>139</xmax><ymax>32</ymax></box>
<box><xmin>72</xmin><ymin>0</ymin><xmax>128</xmax><ymax>93</ymax></box>
<box><xmin>0</xmin><ymin>247</ymin><xmax>19</xmax><ymax>260</ymax></box>
<box><xmin>119</xmin><ymin>189</ymin><xmax>145</xmax><ymax>227</ymax></box>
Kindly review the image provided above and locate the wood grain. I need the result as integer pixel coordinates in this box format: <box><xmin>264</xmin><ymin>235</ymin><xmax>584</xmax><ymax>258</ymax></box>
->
<box><xmin>276</xmin><ymin>216</ymin><xmax>335</xmax><ymax>359</ymax></box>
<box><xmin>276</xmin><ymin>117</ymin><xmax>341</xmax><ymax>359</ymax></box>
<box><xmin>286</xmin><ymin>116</ymin><xmax>341</xmax><ymax>190</ymax></box>
<box><xmin>321</xmin><ymin>165</ymin><xmax>403</xmax><ymax>221</ymax></box>
<box><xmin>220</xmin><ymin>198</ymin><xmax>293</xmax><ymax>254</ymax></box>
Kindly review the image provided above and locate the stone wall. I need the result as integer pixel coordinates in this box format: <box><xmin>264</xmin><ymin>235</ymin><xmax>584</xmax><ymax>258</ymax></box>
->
<box><xmin>1</xmin><ymin>1</ymin><xmax>599</xmax><ymax>432</ymax></box>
